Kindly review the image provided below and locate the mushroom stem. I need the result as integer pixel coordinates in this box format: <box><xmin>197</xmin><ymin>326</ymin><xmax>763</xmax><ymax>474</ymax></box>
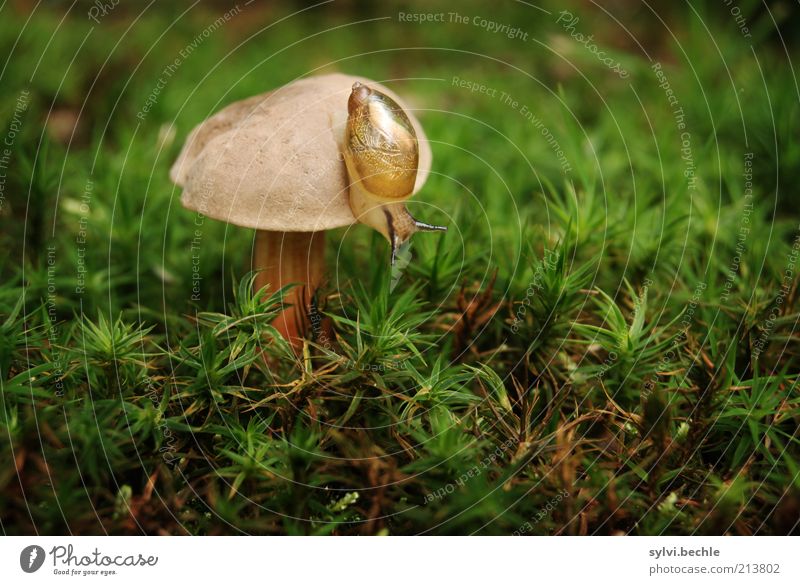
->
<box><xmin>253</xmin><ymin>230</ymin><xmax>325</xmax><ymax>350</ymax></box>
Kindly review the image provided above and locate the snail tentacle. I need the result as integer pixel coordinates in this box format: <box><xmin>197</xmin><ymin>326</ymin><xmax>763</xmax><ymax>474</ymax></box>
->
<box><xmin>413</xmin><ymin>219</ymin><xmax>447</xmax><ymax>232</ymax></box>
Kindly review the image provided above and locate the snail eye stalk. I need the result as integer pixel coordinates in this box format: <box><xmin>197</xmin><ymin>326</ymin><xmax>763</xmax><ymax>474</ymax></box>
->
<box><xmin>413</xmin><ymin>220</ymin><xmax>447</xmax><ymax>232</ymax></box>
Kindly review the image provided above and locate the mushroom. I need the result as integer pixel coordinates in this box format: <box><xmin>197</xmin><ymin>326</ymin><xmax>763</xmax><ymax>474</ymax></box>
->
<box><xmin>170</xmin><ymin>73</ymin><xmax>444</xmax><ymax>348</ymax></box>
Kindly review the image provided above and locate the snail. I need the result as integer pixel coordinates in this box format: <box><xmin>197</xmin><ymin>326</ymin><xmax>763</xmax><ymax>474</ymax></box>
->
<box><xmin>343</xmin><ymin>82</ymin><xmax>446</xmax><ymax>264</ymax></box>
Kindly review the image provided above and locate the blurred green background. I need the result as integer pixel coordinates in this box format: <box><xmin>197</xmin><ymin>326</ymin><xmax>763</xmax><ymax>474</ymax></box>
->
<box><xmin>1</xmin><ymin>0</ymin><xmax>799</xmax><ymax>535</ymax></box>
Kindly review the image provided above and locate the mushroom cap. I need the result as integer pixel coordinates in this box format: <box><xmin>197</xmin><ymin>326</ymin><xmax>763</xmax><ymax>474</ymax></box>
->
<box><xmin>170</xmin><ymin>73</ymin><xmax>432</xmax><ymax>232</ymax></box>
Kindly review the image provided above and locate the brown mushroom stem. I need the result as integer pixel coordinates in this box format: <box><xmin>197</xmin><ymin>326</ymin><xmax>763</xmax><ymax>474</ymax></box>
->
<box><xmin>253</xmin><ymin>230</ymin><xmax>325</xmax><ymax>350</ymax></box>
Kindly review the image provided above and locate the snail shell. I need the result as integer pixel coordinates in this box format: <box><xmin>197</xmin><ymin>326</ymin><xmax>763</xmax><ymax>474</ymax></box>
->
<box><xmin>344</xmin><ymin>82</ymin><xmax>418</xmax><ymax>201</ymax></box>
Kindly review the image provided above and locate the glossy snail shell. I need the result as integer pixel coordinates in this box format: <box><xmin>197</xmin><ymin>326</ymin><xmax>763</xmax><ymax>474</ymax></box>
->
<box><xmin>344</xmin><ymin>82</ymin><xmax>419</xmax><ymax>201</ymax></box>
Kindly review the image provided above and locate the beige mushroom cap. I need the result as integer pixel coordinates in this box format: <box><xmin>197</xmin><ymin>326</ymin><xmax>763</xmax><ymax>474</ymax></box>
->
<box><xmin>170</xmin><ymin>73</ymin><xmax>432</xmax><ymax>232</ymax></box>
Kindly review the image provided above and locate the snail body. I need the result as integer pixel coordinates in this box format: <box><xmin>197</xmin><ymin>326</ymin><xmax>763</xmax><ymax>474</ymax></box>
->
<box><xmin>343</xmin><ymin>82</ymin><xmax>445</xmax><ymax>263</ymax></box>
